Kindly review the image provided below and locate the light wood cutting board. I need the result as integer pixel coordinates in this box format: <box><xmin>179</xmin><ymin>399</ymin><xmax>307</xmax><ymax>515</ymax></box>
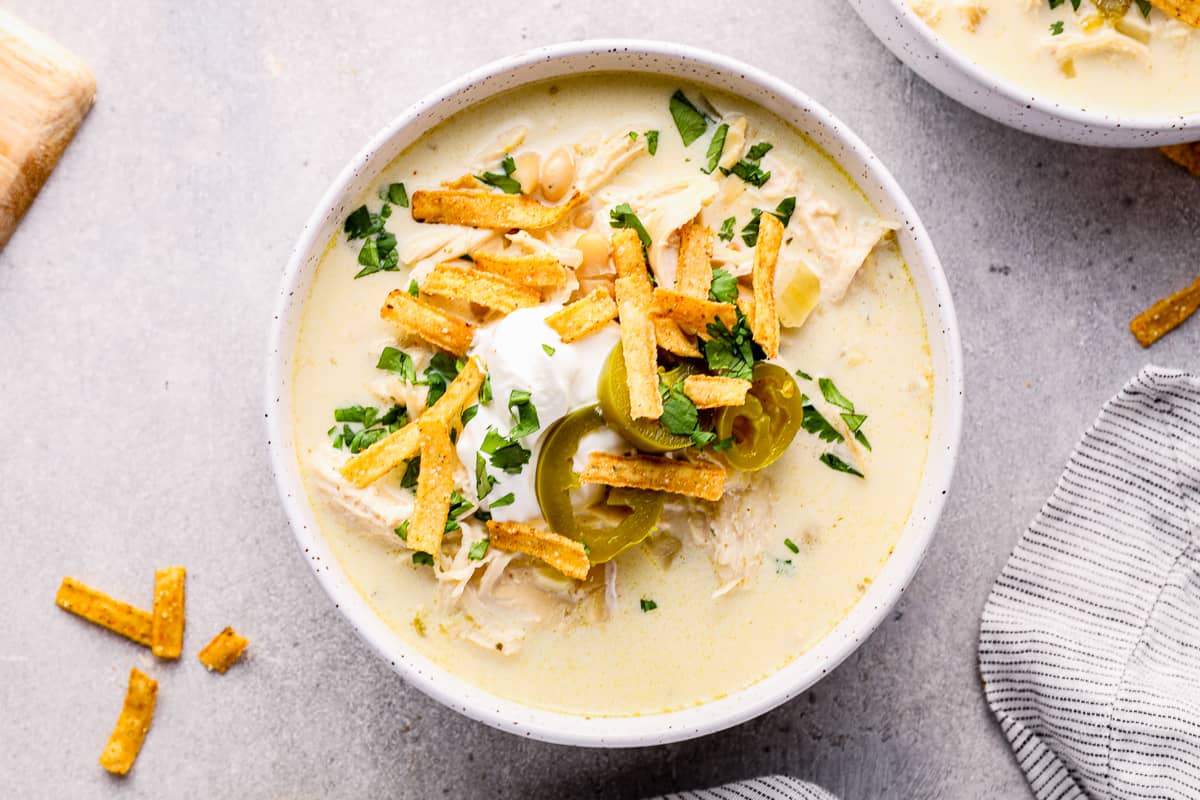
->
<box><xmin>0</xmin><ymin>10</ymin><xmax>95</xmax><ymax>251</ymax></box>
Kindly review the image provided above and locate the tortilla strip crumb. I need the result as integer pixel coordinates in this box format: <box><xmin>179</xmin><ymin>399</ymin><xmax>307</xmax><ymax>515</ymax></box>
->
<box><xmin>651</xmin><ymin>287</ymin><xmax>738</xmax><ymax>336</ymax></box>
<box><xmin>150</xmin><ymin>566</ymin><xmax>185</xmax><ymax>660</ymax></box>
<box><xmin>485</xmin><ymin>521</ymin><xmax>590</xmax><ymax>581</ymax></box>
<box><xmin>674</xmin><ymin>222</ymin><xmax>714</xmax><ymax>298</ymax></box>
<box><xmin>1160</xmin><ymin>142</ymin><xmax>1200</xmax><ymax>177</ymax></box>
<box><xmin>380</xmin><ymin>289</ymin><xmax>475</xmax><ymax>356</ymax></box>
<box><xmin>411</xmin><ymin>189</ymin><xmax>587</xmax><ymax>230</ymax></box>
<box><xmin>545</xmin><ymin>289</ymin><xmax>618</xmax><ymax>342</ymax></box>
<box><xmin>1148</xmin><ymin>0</ymin><xmax>1200</xmax><ymax>29</ymax></box>
<box><xmin>55</xmin><ymin>577</ymin><xmax>153</xmax><ymax>648</ymax></box>
<box><xmin>408</xmin><ymin>417</ymin><xmax>457</xmax><ymax>556</ymax></box>
<box><xmin>1130</xmin><ymin>276</ymin><xmax>1200</xmax><ymax>347</ymax></box>
<box><xmin>683</xmin><ymin>375</ymin><xmax>752</xmax><ymax>408</ymax></box>
<box><xmin>580</xmin><ymin>452</ymin><xmax>726</xmax><ymax>501</ymax></box>
<box><xmin>339</xmin><ymin>358</ymin><xmax>485</xmax><ymax>488</ymax></box>
<box><xmin>471</xmin><ymin>251</ymin><xmax>569</xmax><ymax>289</ymax></box>
<box><xmin>423</xmin><ymin>262</ymin><xmax>541</xmax><ymax>314</ymax></box>
<box><xmin>751</xmin><ymin>212</ymin><xmax>783</xmax><ymax>358</ymax></box>
<box><xmin>653</xmin><ymin>315</ymin><xmax>701</xmax><ymax>357</ymax></box>
<box><xmin>615</xmin><ymin>276</ymin><xmax>662</xmax><ymax>419</ymax></box>
<box><xmin>99</xmin><ymin>667</ymin><xmax>157</xmax><ymax>776</ymax></box>
<box><xmin>197</xmin><ymin>627</ymin><xmax>249</xmax><ymax>674</ymax></box>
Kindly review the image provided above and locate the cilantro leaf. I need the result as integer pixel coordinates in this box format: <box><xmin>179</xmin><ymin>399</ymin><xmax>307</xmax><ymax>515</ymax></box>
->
<box><xmin>741</xmin><ymin>197</ymin><xmax>796</xmax><ymax>246</ymax></box>
<box><xmin>659</xmin><ymin>382</ymin><xmax>698</xmax><ymax>435</ymax></box>
<box><xmin>542</xmin><ymin>344</ymin><xmax>556</xmax><ymax>356</ymax></box>
<box><xmin>708</xmin><ymin>268</ymin><xmax>738</xmax><ymax>303</ymax></box>
<box><xmin>400</xmin><ymin>457</ymin><xmax>421</xmax><ymax>489</ymax></box>
<box><xmin>795</xmin><ymin>369</ymin><xmax>812</xmax><ymax>380</ymax></box>
<box><xmin>382</xmin><ymin>182</ymin><xmax>409</xmax><ymax>208</ymax></box>
<box><xmin>461</xmin><ymin>404</ymin><xmax>479</xmax><ymax>425</ymax></box>
<box><xmin>726</xmin><ymin>159</ymin><xmax>771</xmax><ymax>187</ymax></box>
<box><xmin>480</xmin><ymin>428</ymin><xmax>532</xmax><ymax>474</ymax></box>
<box><xmin>718</xmin><ymin>217</ymin><xmax>736</xmax><ymax>241</ymax></box>
<box><xmin>407</xmin><ymin>279</ymin><xmax>419</xmax><ymax>297</ymax></box>
<box><xmin>745</xmin><ymin>142</ymin><xmax>774</xmax><ymax>160</ymax></box>
<box><xmin>820</xmin><ymin>453</ymin><xmax>864</xmax><ymax>478</ymax></box>
<box><xmin>507</xmin><ymin>389</ymin><xmax>540</xmax><ymax>439</ymax></box>
<box><xmin>669</xmin><ymin>90</ymin><xmax>709</xmax><ymax>147</ymax></box>
<box><xmin>1050</xmin><ymin>20</ymin><xmax>1064</xmax><ymax>34</ymax></box>
<box><xmin>376</xmin><ymin>346</ymin><xmax>416</xmax><ymax>382</ymax></box>
<box><xmin>490</xmin><ymin>492</ymin><xmax>515</xmax><ymax>508</ymax></box>
<box><xmin>394</xmin><ymin>521</ymin><xmax>409</xmax><ymax>541</ymax></box>
<box><xmin>421</xmin><ymin>353</ymin><xmax>463</xmax><ymax>405</ymax></box>
<box><xmin>1135</xmin><ymin>0</ymin><xmax>1150</xmax><ymax>16</ymax></box>
<box><xmin>479</xmin><ymin>374</ymin><xmax>493</xmax><ymax>404</ymax></box>
<box><xmin>702</xmin><ymin>123</ymin><xmax>729</xmax><ymax>175</ymax></box>
<box><xmin>819</xmin><ymin>378</ymin><xmax>855</xmax><ymax>412</ymax></box>
<box><xmin>640</xmin><ymin>598</ymin><xmax>658</xmax><ymax>612</ymax></box>
<box><xmin>468</xmin><ymin>539</ymin><xmax>490</xmax><ymax>560</ymax></box>
<box><xmin>784</xmin><ymin>537</ymin><xmax>799</xmax><ymax>554</ymax></box>
<box><xmin>801</xmin><ymin>396</ymin><xmax>845</xmax><ymax>444</ymax></box>
<box><xmin>476</xmin><ymin>155</ymin><xmax>521</xmax><ymax>194</ymax></box>
<box><xmin>645</xmin><ymin>130</ymin><xmax>659</xmax><ymax>155</ymax></box>
<box><xmin>609</xmin><ymin>203</ymin><xmax>651</xmax><ymax>248</ymax></box>
<box><xmin>344</xmin><ymin>206</ymin><xmax>373</xmax><ymax>239</ymax></box>
<box><xmin>475</xmin><ymin>453</ymin><xmax>494</xmax><ymax>500</ymax></box>
<box><xmin>412</xmin><ymin>551</ymin><xmax>435</xmax><ymax>566</ymax></box>
<box><xmin>702</xmin><ymin>313</ymin><xmax>760</xmax><ymax>381</ymax></box>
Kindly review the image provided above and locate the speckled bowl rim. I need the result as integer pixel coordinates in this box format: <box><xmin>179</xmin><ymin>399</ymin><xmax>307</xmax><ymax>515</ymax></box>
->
<box><xmin>266</xmin><ymin>39</ymin><xmax>964</xmax><ymax>747</ymax></box>
<box><xmin>847</xmin><ymin>0</ymin><xmax>1200</xmax><ymax>145</ymax></box>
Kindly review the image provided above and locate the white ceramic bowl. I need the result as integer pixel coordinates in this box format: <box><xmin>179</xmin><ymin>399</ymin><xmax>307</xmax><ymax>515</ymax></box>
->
<box><xmin>848</xmin><ymin>0</ymin><xmax>1200</xmax><ymax>147</ymax></box>
<box><xmin>266</xmin><ymin>39</ymin><xmax>964</xmax><ymax>747</ymax></box>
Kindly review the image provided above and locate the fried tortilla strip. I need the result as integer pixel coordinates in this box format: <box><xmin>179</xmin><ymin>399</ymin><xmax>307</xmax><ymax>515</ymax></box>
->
<box><xmin>422</xmin><ymin>263</ymin><xmax>541</xmax><ymax>314</ymax></box>
<box><xmin>1149</xmin><ymin>0</ymin><xmax>1200</xmax><ymax>28</ymax></box>
<box><xmin>580</xmin><ymin>452</ymin><xmax>726</xmax><ymax>501</ymax></box>
<box><xmin>653</xmin><ymin>316</ymin><xmax>701</xmax><ymax>357</ymax></box>
<box><xmin>380</xmin><ymin>290</ymin><xmax>475</xmax><ymax>356</ymax></box>
<box><xmin>486</xmin><ymin>521</ymin><xmax>590</xmax><ymax>581</ymax></box>
<box><xmin>471</xmin><ymin>250</ymin><xmax>569</xmax><ymax>289</ymax></box>
<box><xmin>611</xmin><ymin>227</ymin><xmax>649</xmax><ymax>280</ymax></box>
<box><xmin>683</xmin><ymin>375</ymin><xmax>752</xmax><ymax>408</ymax></box>
<box><xmin>651</xmin><ymin>288</ymin><xmax>738</xmax><ymax>336</ymax></box>
<box><xmin>752</xmin><ymin>212</ymin><xmax>783</xmax><ymax>358</ymax></box>
<box><xmin>674</xmin><ymin>222</ymin><xmax>714</xmax><ymax>298</ymax></box>
<box><xmin>55</xmin><ymin>577</ymin><xmax>152</xmax><ymax>648</ymax></box>
<box><xmin>99</xmin><ymin>668</ymin><xmax>157</xmax><ymax>776</ymax></box>
<box><xmin>615</xmin><ymin>276</ymin><xmax>662</xmax><ymax>419</ymax></box>
<box><xmin>545</xmin><ymin>289</ymin><xmax>618</xmax><ymax>342</ymax></box>
<box><xmin>340</xmin><ymin>358</ymin><xmax>485</xmax><ymax>487</ymax></box>
<box><xmin>197</xmin><ymin>626</ymin><xmax>249</xmax><ymax>674</ymax></box>
<box><xmin>1130</xmin><ymin>276</ymin><xmax>1200</xmax><ymax>347</ymax></box>
<box><xmin>411</xmin><ymin>189</ymin><xmax>587</xmax><ymax>230</ymax></box>
<box><xmin>150</xmin><ymin>566</ymin><xmax>185</xmax><ymax>660</ymax></box>
<box><xmin>407</xmin><ymin>417</ymin><xmax>457</xmax><ymax>556</ymax></box>
<box><xmin>1160</xmin><ymin>142</ymin><xmax>1200</xmax><ymax>177</ymax></box>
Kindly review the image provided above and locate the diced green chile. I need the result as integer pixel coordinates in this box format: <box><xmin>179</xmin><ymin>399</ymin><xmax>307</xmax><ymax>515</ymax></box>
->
<box><xmin>535</xmin><ymin>405</ymin><xmax>664</xmax><ymax>563</ymax></box>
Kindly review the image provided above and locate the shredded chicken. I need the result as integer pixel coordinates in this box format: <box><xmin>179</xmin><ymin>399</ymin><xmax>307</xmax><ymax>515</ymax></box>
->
<box><xmin>687</xmin><ymin>470</ymin><xmax>775</xmax><ymax>596</ymax></box>
<box><xmin>791</xmin><ymin>184</ymin><xmax>898</xmax><ymax>303</ymax></box>
<box><xmin>614</xmin><ymin>177</ymin><xmax>718</xmax><ymax>286</ymax></box>
<box><xmin>473</xmin><ymin>124</ymin><xmax>528</xmax><ymax>170</ymax></box>
<box><xmin>506</xmin><ymin>229</ymin><xmax>583</xmax><ymax>269</ymax></box>
<box><xmin>369</xmin><ymin>375</ymin><xmax>429</xmax><ymax>417</ymax></box>
<box><xmin>310</xmin><ymin>455</ymin><xmax>413</xmax><ymax>539</ymax></box>
<box><xmin>1049</xmin><ymin>28</ymin><xmax>1151</xmax><ymax>67</ymax></box>
<box><xmin>577</xmin><ymin>129</ymin><xmax>648</xmax><ymax>194</ymax></box>
<box><xmin>717</xmin><ymin>117</ymin><xmax>748</xmax><ymax>171</ymax></box>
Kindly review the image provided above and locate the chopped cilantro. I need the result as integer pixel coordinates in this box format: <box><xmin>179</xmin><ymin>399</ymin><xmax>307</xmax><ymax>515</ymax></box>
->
<box><xmin>481</xmin><ymin>428</ymin><xmax>532</xmax><ymax>474</ymax></box>
<box><xmin>542</xmin><ymin>343</ymin><xmax>556</xmax><ymax>357</ymax></box>
<box><xmin>784</xmin><ymin>538</ymin><xmax>799</xmax><ymax>554</ymax></box>
<box><xmin>468</xmin><ymin>539</ymin><xmax>490</xmax><ymax>560</ymax></box>
<box><xmin>376</xmin><ymin>346</ymin><xmax>416</xmax><ymax>382</ymax></box>
<box><xmin>726</xmin><ymin>159</ymin><xmax>771</xmax><ymax>187</ymax></box>
<box><xmin>343</xmin><ymin>206</ymin><xmax>374</xmax><ymax>240</ymax></box>
<box><xmin>330</xmin><ymin>403</ymin><xmax>407</xmax><ymax>453</ymax></box>
<box><xmin>718</xmin><ymin>216</ymin><xmax>736</xmax><ymax>241</ymax></box>
<box><xmin>400</xmin><ymin>457</ymin><xmax>420</xmax><ymax>489</ymax></box>
<box><xmin>629</xmin><ymin>131</ymin><xmax>638</xmax><ymax>140</ymax></box>
<box><xmin>444</xmin><ymin>491</ymin><xmax>472</xmax><ymax>533</ymax></box>
<box><xmin>640</xmin><ymin>598</ymin><xmax>658</xmax><ymax>612</ymax></box>
<box><xmin>795</xmin><ymin>369</ymin><xmax>812</xmax><ymax>381</ymax></box>
<box><xmin>461</xmin><ymin>404</ymin><xmax>479</xmax><ymax>425</ymax></box>
<box><xmin>1135</xmin><ymin>0</ymin><xmax>1150</xmax><ymax>16</ymax></box>
<box><xmin>381</xmin><ymin>182</ymin><xmax>409</xmax><ymax>208</ymax></box>
<box><xmin>741</xmin><ymin>197</ymin><xmax>796</xmax><ymax>246</ymax></box>
<box><xmin>609</xmin><ymin>202</ymin><xmax>652</xmax><ymax>248</ymax></box>
<box><xmin>507</xmin><ymin>389</ymin><xmax>540</xmax><ymax>439</ymax></box>
<box><xmin>702</xmin><ymin>312</ymin><xmax>761</xmax><ymax>381</ymax></box>
<box><xmin>345</xmin><ymin>201</ymin><xmax>400</xmax><ymax>279</ymax></box>
<box><xmin>659</xmin><ymin>379</ymin><xmax>699</xmax><ymax>437</ymax></box>
<box><xmin>421</xmin><ymin>353</ymin><xmax>463</xmax><ymax>405</ymax></box>
<box><xmin>801</xmin><ymin>396</ymin><xmax>845</xmax><ymax>444</ymax></box>
<box><xmin>669</xmin><ymin>90</ymin><xmax>709</xmax><ymax>147</ymax></box>
<box><xmin>711</xmin><ymin>436</ymin><xmax>735</xmax><ymax>452</ymax></box>
<box><xmin>708</xmin><ymin>268</ymin><xmax>738</xmax><ymax>303</ymax></box>
<box><xmin>407</xmin><ymin>279</ymin><xmax>420</xmax><ymax>297</ymax></box>
<box><xmin>819</xmin><ymin>378</ymin><xmax>855</xmax><ymax>412</ymax></box>
<box><xmin>1050</xmin><ymin>20</ymin><xmax>1064</xmax><ymax>34</ymax></box>
<box><xmin>820</xmin><ymin>453</ymin><xmax>864</xmax><ymax>478</ymax></box>
<box><xmin>479</xmin><ymin>374</ymin><xmax>493</xmax><ymax>404</ymax></box>
<box><xmin>645</xmin><ymin>129</ymin><xmax>659</xmax><ymax>155</ymax></box>
<box><xmin>702</xmin><ymin>123</ymin><xmax>729</xmax><ymax>175</ymax></box>
<box><xmin>490</xmin><ymin>492</ymin><xmax>515</xmax><ymax>508</ymax></box>
<box><xmin>412</xmin><ymin>551</ymin><xmax>435</xmax><ymax>566</ymax></box>
<box><xmin>476</xmin><ymin>155</ymin><xmax>521</xmax><ymax>194</ymax></box>
<box><xmin>475</xmin><ymin>453</ymin><xmax>495</xmax><ymax>499</ymax></box>
<box><xmin>745</xmin><ymin>142</ymin><xmax>774</xmax><ymax>160</ymax></box>
<box><xmin>394</xmin><ymin>521</ymin><xmax>409</xmax><ymax>541</ymax></box>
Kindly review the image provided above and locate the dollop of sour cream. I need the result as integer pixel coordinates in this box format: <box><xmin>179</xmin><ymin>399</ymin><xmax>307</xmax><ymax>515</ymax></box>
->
<box><xmin>456</xmin><ymin>305</ymin><xmax>620</xmax><ymax>523</ymax></box>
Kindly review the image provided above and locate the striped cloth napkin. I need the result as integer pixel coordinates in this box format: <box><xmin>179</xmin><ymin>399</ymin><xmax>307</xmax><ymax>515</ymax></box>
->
<box><xmin>661</xmin><ymin>367</ymin><xmax>1198</xmax><ymax>800</ymax></box>
<box><xmin>980</xmin><ymin>366</ymin><xmax>1200</xmax><ymax>799</ymax></box>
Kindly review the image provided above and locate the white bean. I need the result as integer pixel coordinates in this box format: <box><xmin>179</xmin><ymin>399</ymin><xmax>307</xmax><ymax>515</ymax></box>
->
<box><xmin>540</xmin><ymin>147</ymin><xmax>576</xmax><ymax>202</ymax></box>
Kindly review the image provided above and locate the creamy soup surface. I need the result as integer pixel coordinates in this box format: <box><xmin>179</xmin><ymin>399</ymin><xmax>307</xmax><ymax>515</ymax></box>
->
<box><xmin>907</xmin><ymin>0</ymin><xmax>1200</xmax><ymax>116</ymax></box>
<box><xmin>291</xmin><ymin>74</ymin><xmax>933</xmax><ymax>716</ymax></box>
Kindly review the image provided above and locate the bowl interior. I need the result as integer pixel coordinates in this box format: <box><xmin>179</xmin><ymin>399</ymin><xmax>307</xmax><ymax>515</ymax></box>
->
<box><xmin>266</xmin><ymin>40</ymin><xmax>963</xmax><ymax>747</ymax></box>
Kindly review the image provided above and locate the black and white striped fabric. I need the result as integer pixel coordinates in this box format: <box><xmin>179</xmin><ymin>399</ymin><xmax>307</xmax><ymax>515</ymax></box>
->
<box><xmin>980</xmin><ymin>367</ymin><xmax>1200</xmax><ymax>799</ymax></box>
<box><xmin>656</xmin><ymin>776</ymin><xmax>837</xmax><ymax>800</ymax></box>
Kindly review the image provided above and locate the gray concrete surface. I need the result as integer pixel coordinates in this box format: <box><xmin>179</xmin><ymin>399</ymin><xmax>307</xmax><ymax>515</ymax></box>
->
<box><xmin>2</xmin><ymin>1</ymin><xmax>1197</xmax><ymax>797</ymax></box>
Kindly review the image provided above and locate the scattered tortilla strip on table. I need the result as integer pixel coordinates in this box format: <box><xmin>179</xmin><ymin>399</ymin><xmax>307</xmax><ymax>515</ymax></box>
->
<box><xmin>1160</xmin><ymin>142</ymin><xmax>1200</xmax><ymax>177</ymax></box>
<box><xmin>411</xmin><ymin>189</ymin><xmax>587</xmax><ymax>230</ymax></box>
<box><xmin>98</xmin><ymin>667</ymin><xmax>157</xmax><ymax>776</ymax></box>
<box><xmin>55</xmin><ymin>577</ymin><xmax>152</xmax><ymax>648</ymax></box>
<box><xmin>380</xmin><ymin>289</ymin><xmax>475</xmax><ymax>356</ymax></box>
<box><xmin>545</xmin><ymin>289</ymin><xmax>618</xmax><ymax>342</ymax></box>
<box><xmin>580</xmin><ymin>452</ymin><xmax>726</xmax><ymax>501</ymax></box>
<box><xmin>674</xmin><ymin>222</ymin><xmax>714</xmax><ymax>298</ymax></box>
<box><xmin>197</xmin><ymin>626</ymin><xmax>249</xmax><ymax>674</ymax></box>
<box><xmin>751</xmin><ymin>212</ymin><xmax>783</xmax><ymax>358</ymax></box>
<box><xmin>615</xmin><ymin>276</ymin><xmax>662</xmax><ymax>420</ymax></box>
<box><xmin>150</xmin><ymin>566</ymin><xmax>185</xmax><ymax>660</ymax></box>
<box><xmin>1130</xmin><ymin>275</ymin><xmax>1200</xmax><ymax>348</ymax></box>
<box><xmin>407</xmin><ymin>417</ymin><xmax>458</xmax><ymax>556</ymax></box>
<box><xmin>339</xmin><ymin>358</ymin><xmax>484</xmax><ymax>488</ymax></box>
<box><xmin>683</xmin><ymin>375</ymin><xmax>752</xmax><ymax>408</ymax></box>
<box><xmin>652</xmin><ymin>316</ymin><xmax>701</xmax><ymax>357</ymax></box>
<box><xmin>470</xmin><ymin>251</ymin><xmax>569</xmax><ymax>289</ymax></box>
<box><xmin>651</xmin><ymin>288</ymin><xmax>738</xmax><ymax>336</ymax></box>
<box><xmin>421</xmin><ymin>263</ymin><xmax>541</xmax><ymax>314</ymax></box>
<box><xmin>486</xmin><ymin>521</ymin><xmax>590</xmax><ymax>581</ymax></box>
<box><xmin>610</xmin><ymin>227</ymin><xmax>650</xmax><ymax>280</ymax></box>
<box><xmin>1148</xmin><ymin>0</ymin><xmax>1200</xmax><ymax>28</ymax></box>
